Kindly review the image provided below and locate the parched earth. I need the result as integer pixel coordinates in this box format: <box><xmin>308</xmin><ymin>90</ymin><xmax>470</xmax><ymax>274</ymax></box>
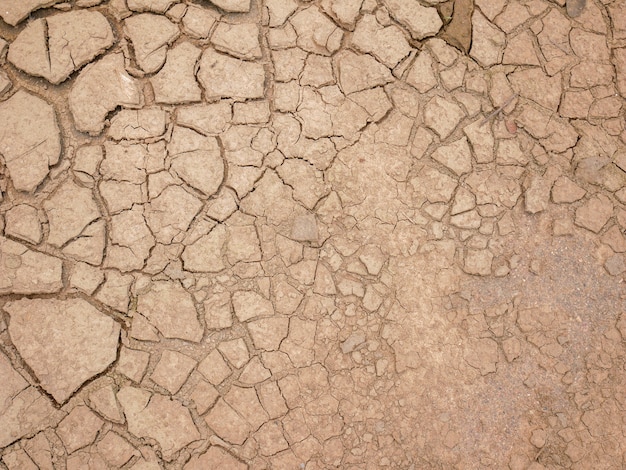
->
<box><xmin>0</xmin><ymin>0</ymin><xmax>625</xmax><ymax>468</ymax></box>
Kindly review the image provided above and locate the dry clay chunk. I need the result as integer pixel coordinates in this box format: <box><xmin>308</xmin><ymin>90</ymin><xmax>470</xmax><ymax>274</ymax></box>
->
<box><xmin>117</xmin><ymin>387</ymin><xmax>201</xmax><ymax>461</ymax></box>
<box><xmin>0</xmin><ymin>90</ymin><xmax>61</xmax><ymax>192</ymax></box>
<box><xmin>0</xmin><ymin>0</ymin><xmax>62</xmax><ymax>26</ymax></box>
<box><xmin>5</xmin><ymin>298</ymin><xmax>120</xmax><ymax>404</ymax></box>
<box><xmin>69</xmin><ymin>52</ymin><xmax>143</xmax><ymax>135</ymax></box>
<box><xmin>0</xmin><ymin>236</ymin><xmax>63</xmax><ymax>295</ymax></box>
<box><xmin>210</xmin><ymin>0</ymin><xmax>250</xmax><ymax>13</ymax></box>
<box><xmin>8</xmin><ymin>10</ymin><xmax>114</xmax><ymax>84</ymax></box>
<box><xmin>198</xmin><ymin>49</ymin><xmax>265</xmax><ymax>99</ymax></box>
<box><xmin>128</xmin><ymin>0</ymin><xmax>180</xmax><ymax>12</ymax></box>
<box><xmin>383</xmin><ymin>0</ymin><xmax>442</xmax><ymax>39</ymax></box>
<box><xmin>124</xmin><ymin>13</ymin><xmax>180</xmax><ymax>73</ymax></box>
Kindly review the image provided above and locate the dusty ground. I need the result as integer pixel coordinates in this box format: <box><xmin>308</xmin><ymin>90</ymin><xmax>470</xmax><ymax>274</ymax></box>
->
<box><xmin>0</xmin><ymin>0</ymin><xmax>625</xmax><ymax>468</ymax></box>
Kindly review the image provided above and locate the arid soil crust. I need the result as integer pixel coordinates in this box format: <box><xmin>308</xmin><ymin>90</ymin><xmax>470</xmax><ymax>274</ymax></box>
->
<box><xmin>0</xmin><ymin>0</ymin><xmax>625</xmax><ymax>468</ymax></box>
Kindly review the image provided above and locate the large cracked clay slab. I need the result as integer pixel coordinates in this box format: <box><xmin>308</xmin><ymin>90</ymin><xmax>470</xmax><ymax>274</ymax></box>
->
<box><xmin>5</xmin><ymin>298</ymin><xmax>120</xmax><ymax>404</ymax></box>
<box><xmin>0</xmin><ymin>90</ymin><xmax>61</xmax><ymax>193</ymax></box>
<box><xmin>8</xmin><ymin>10</ymin><xmax>115</xmax><ymax>84</ymax></box>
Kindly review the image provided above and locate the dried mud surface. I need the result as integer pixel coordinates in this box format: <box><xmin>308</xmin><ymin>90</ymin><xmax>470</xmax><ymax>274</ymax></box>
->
<box><xmin>0</xmin><ymin>0</ymin><xmax>625</xmax><ymax>469</ymax></box>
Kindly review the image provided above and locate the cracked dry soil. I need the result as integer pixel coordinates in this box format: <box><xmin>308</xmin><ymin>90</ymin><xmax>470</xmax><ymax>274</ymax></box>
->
<box><xmin>0</xmin><ymin>0</ymin><xmax>625</xmax><ymax>468</ymax></box>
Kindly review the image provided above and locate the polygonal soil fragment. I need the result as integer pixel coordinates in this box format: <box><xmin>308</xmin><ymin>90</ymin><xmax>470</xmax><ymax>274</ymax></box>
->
<box><xmin>43</xmin><ymin>178</ymin><xmax>101</xmax><ymax>248</ymax></box>
<box><xmin>151</xmin><ymin>42</ymin><xmax>203</xmax><ymax>104</ymax></box>
<box><xmin>150</xmin><ymin>350</ymin><xmax>197</xmax><ymax>394</ymax></box>
<box><xmin>0</xmin><ymin>71</ymin><xmax>11</xmax><ymax>97</ymax></box>
<box><xmin>62</xmin><ymin>219</ymin><xmax>107</xmax><ymax>266</ymax></box>
<box><xmin>69</xmin><ymin>53</ymin><xmax>143</xmax><ymax>135</ymax></box>
<box><xmin>56</xmin><ymin>405</ymin><xmax>104</xmax><ymax>454</ymax></box>
<box><xmin>136</xmin><ymin>281</ymin><xmax>204</xmax><ymax>342</ymax></box>
<box><xmin>0</xmin><ymin>0</ymin><xmax>62</xmax><ymax>26</ymax></box>
<box><xmin>328</xmin><ymin>142</ymin><xmax>412</xmax><ymax>223</ymax></box>
<box><xmin>203</xmin><ymin>292</ymin><xmax>233</xmax><ymax>329</ymax></box>
<box><xmin>349</xmin><ymin>87</ymin><xmax>393</xmax><ymax>123</ymax></box>
<box><xmin>291</xmin><ymin>214</ymin><xmax>319</xmax><ymax>241</ymax></box>
<box><xmin>552</xmin><ymin>176</ymin><xmax>586</xmax><ymax>203</ymax></box>
<box><xmin>96</xmin><ymin>432</ymin><xmax>137</xmax><ymax>467</ymax></box>
<box><xmin>168</xmin><ymin>126</ymin><xmax>224</xmax><ymax>196</ymax></box>
<box><xmin>503</xmin><ymin>31</ymin><xmax>540</xmax><ymax>66</ymax></box>
<box><xmin>124</xmin><ymin>13</ymin><xmax>180</xmax><ymax>73</ymax></box>
<box><xmin>424</xmin><ymin>95</ymin><xmax>466</xmax><ymax>139</ymax></box>
<box><xmin>4</xmin><ymin>204</ymin><xmax>42</xmax><ymax>244</ymax></box>
<box><xmin>575</xmin><ymin>194</ymin><xmax>613</xmax><ymax>233</ymax></box>
<box><xmin>204</xmin><ymin>399</ymin><xmax>251</xmax><ymax>444</ymax></box>
<box><xmin>431</xmin><ymin>137</ymin><xmax>472</xmax><ymax>176</ymax></box>
<box><xmin>320</xmin><ymin>0</ymin><xmax>362</xmax><ymax>30</ymax></box>
<box><xmin>240</xmin><ymin>170</ymin><xmax>299</xmax><ymax>225</ymax></box>
<box><xmin>335</xmin><ymin>50</ymin><xmax>394</xmax><ymax>95</ymax></box>
<box><xmin>182</xmin><ymin>4</ymin><xmax>220</xmax><ymax>39</ymax></box>
<box><xmin>117</xmin><ymin>387</ymin><xmax>201</xmax><ymax>461</ymax></box>
<box><xmin>199</xmin><ymin>349</ymin><xmax>232</xmax><ymax>384</ymax></box>
<box><xmin>463</xmin><ymin>119</ymin><xmax>495</xmax><ymax>163</ymax></box>
<box><xmin>95</xmin><ymin>270</ymin><xmax>133</xmax><ymax>313</ymax></box>
<box><xmin>0</xmin><ymin>353</ymin><xmax>29</xmax><ymax>424</ymax></box>
<box><xmin>145</xmin><ymin>185</ymin><xmax>203</xmax><ymax>243</ymax></box>
<box><xmin>233</xmin><ymin>290</ymin><xmax>274</xmax><ymax>321</ymax></box>
<box><xmin>247</xmin><ymin>317</ymin><xmax>289</xmax><ymax>350</ymax></box>
<box><xmin>184</xmin><ymin>447</ymin><xmax>247</xmax><ymax>470</ymax></box>
<box><xmin>4</xmin><ymin>298</ymin><xmax>120</xmax><ymax>404</ymax></box>
<box><xmin>509</xmin><ymin>68</ymin><xmax>562</xmax><ymax>112</ymax></box>
<box><xmin>8</xmin><ymin>10</ymin><xmax>114</xmax><ymax>85</ymax></box>
<box><xmin>278</xmin><ymin>159</ymin><xmax>330</xmax><ymax>209</ymax></box>
<box><xmin>0</xmin><ymin>90</ymin><xmax>61</xmax><ymax>193</ymax></box>
<box><xmin>0</xmin><ymin>357</ymin><xmax>61</xmax><ymax>448</ymax></box>
<box><xmin>222</xmin><ymin>124</ymin><xmax>265</xmax><ymax>166</ymax></box>
<box><xmin>296</xmin><ymin>89</ymin><xmax>334</xmax><ymax>139</ymax></box>
<box><xmin>88</xmin><ymin>384</ymin><xmax>125</xmax><ymax>424</ymax></box>
<box><xmin>464</xmin><ymin>338</ymin><xmax>498</xmax><ymax>373</ymax></box>
<box><xmin>197</xmin><ymin>49</ymin><xmax>265</xmax><ymax>100</ymax></box>
<box><xmin>265</xmin><ymin>0</ymin><xmax>298</xmax><ymax>27</ymax></box>
<box><xmin>405</xmin><ymin>50</ymin><xmax>438</xmax><ymax>93</ymax></box>
<box><xmin>101</xmin><ymin>140</ymin><xmax>162</xmax><ymax>184</ymax></box>
<box><xmin>2</xmin><ymin>449</ymin><xmax>37</xmax><ymax>469</ymax></box>
<box><xmin>106</xmin><ymin>206</ymin><xmax>155</xmax><ymax>271</ymax></box>
<box><xmin>409</xmin><ymin>166</ymin><xmax>457</xmax><ymax>204</ymax></box>
<box><xmin>0</xmin><ymin>236</ymin><xmax>63</xmax><ymax>295</ymax></box>
<box><xmin>177</xmin><ymin>102</ymin><xmax>233</xmax><ymax>135</ymax></box>
<box><xmin>382</xmin><ymin>0</ymin><xmax>443</xmax><ymax>39</ymax></box>
<box><xmin>209</xmin><ymin>0</ymin><xmax>250</xmax><ymax>13</ymax></box>
<box><xmin>464</xmin><ymin>249</ymin><xmax>494</xmax><ymax>277</ymax></box>
<box><xmin>290</xmin><ymin>6</ymin><xmax>344</xmax><ymax>55</ymax></box>
<box><xmin>465</xmin><ymin>169</ymin><xmax>522</xmax><ymax>210</ymax></box>
<box><xmin>351</xmin><ymin>15</ymin><xmax>413</xmax><ymax>68</ymax></box>
<box><xmin>223</xmin><ymin>384</ymin><xmax>269</xmax><ymax>431</ymax></box>
<box><xmin>182</xmin><ymin>225</ymin><xmax>227</xmax><ymax>273</ymax></box>
<box><xmin>516</xmin><ymin>103</ymin><xmax>579</xmax><ymax>153</ymax></box>
<box><xmin>376</xmin><ymin>104</ymin><xmax>415</xmax><ymax>144</ymax></box>
<box><xmin>297</xmin><ymin>87</ymin><xmax>370</xmax><ymax>140</ymax></box>
<box><xmin>440</xmin><ymin>0</ymin><xmax>473</xmax><ymax>53</ymax></box>
<box><xmin>212</xmin><ymin>22</ymin><xmax>262</xmax><ymax>60</ymax></box>
<box><xmin>226</xmin><ymin>222</ymin><xmax>262</xmax><ymax>264</ymax></box>
<box><xmin>469</xmin><ymin>9</ymin><xmax>505</xmax><ymax>67</ymax></box>
<box><xmin>127</xmin><ymin>0</ymin><xmax>179</xmax><ymax>12</ymax></box>
<box><xmin>108</xmin><ymin>108</ymin><xmax>168</xmax><ymax>140</ymax></box>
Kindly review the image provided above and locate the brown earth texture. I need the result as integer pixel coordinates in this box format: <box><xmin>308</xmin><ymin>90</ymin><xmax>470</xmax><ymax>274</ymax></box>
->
<box><xmin>1</xmin><ymin>0</ymin><xmax>626</xmax><ymax>469</ymax></box>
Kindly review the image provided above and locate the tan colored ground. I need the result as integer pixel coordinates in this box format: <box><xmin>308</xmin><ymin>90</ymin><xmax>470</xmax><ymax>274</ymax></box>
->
<box><xmin>0</xmin><ymin>0</ymin><xmax>626</xmax><ymax>468</ymax></box>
